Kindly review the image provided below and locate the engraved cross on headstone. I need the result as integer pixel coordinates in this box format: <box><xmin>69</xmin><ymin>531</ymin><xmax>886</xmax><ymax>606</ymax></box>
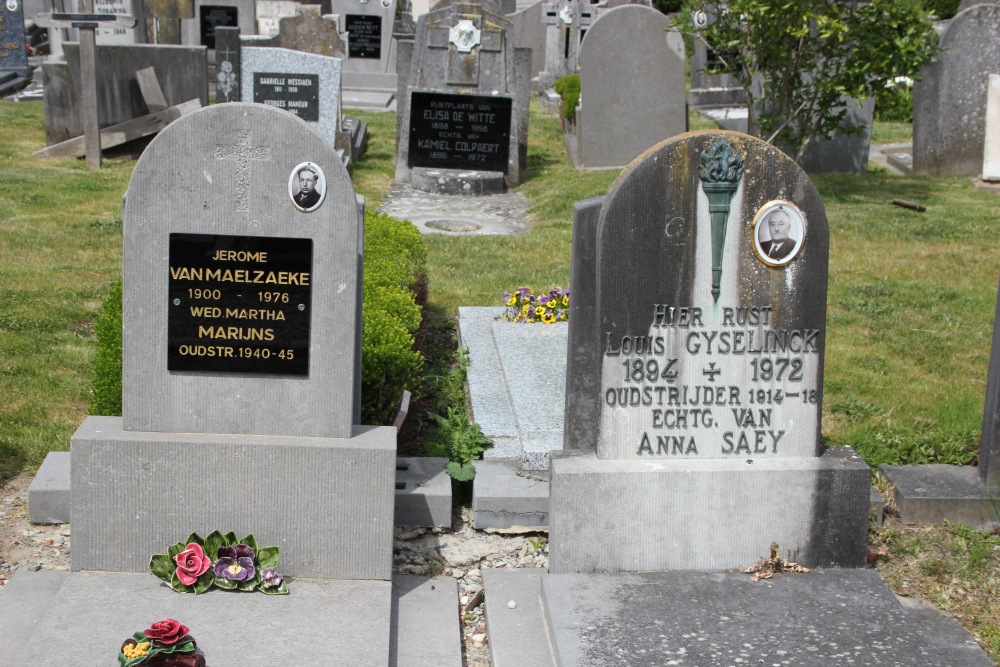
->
<box><xmin>214</xmin><ymin>131</ymin><xmax>272</xmax><ymax>212</ymax></box>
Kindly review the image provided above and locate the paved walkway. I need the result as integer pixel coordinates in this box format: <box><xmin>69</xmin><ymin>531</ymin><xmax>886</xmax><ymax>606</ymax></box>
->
<box><xmin>378</xmin><ymin>184</ymin><xmax>530</xmax><ymax>235</ymax></box>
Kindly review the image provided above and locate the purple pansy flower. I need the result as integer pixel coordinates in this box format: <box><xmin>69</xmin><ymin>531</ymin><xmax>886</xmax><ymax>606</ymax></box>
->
<box><xmin>214</xmin><ymin>544</ymin><xmax>256</xmax><ymax>581</ymax></box>
<box><xmin>261</xmin><ymin>567</ymin><xmax>283</xmax><ymax>589</ymax></box>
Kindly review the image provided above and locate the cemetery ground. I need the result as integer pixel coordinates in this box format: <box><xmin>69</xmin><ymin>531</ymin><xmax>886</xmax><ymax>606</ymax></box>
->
<box><xmin>2</xmin><ymin>98</ymin><xmax>1000</xmax><ymax>662</ymax></box>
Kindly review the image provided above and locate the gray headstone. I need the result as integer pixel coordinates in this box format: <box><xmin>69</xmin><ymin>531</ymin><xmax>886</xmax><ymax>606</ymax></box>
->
<box><xmin>563</xmin><ymin>196</ymin><xmax>602</xmax><ymax>451</ymax></box>
<box><xmin>72</xmin><ymin>103</ymin><xmax>395</xmax><ymax>580</ymax></box>
<box><xmin>180</xmin><ymin>0</ymin><xmax>255</xmax><ymax>49</ymax></box>
<box><xmin>122</xmin><ymin>103</ymin><xmax>360</xmax><ymax>438</ymax></box>
<box><xmin>914</xmin><ymin>4</ymin><xmax>1000</xmax><ymax>176</ymax></box>
<box><xmin>254</xmin><ymin>0</ymin><xmax>301</xmax><ymax>36</ymax></box>
<box><xmin>509</xmin><ymin>0</ymin><xmax>545</xmax><ymax>83</ymax></box>
<box><xmin>242</xmin><ymin>5</ymin><xmax>344</xmax><ymax>55</ymax></box>
<box><xmin>979</xmin><ymin>274</ymin><xmax>1000</xmax><ymax>487</ymax></box>
<box><xmin>93</xmin><ymin>0</ymin><xmax>146</xmax><ymax>44</ymax></box>
<box><xmin>594</xmin><ymin>133</ymin><xmax>827</xmax><ymax>459</ymax></box>
<box><xmin>688</xmin><ymin>34</ymin><xmax>745</xmax><ymax>109</ymax></box>
<box><xmin>575</xmin><ymin>4</ymin><xmax>685</xmax><ymax>169</ymax></box>
<box><xmin>548</xmin><ymin>131</ymin><xmax>869</xmax><ymax>572</ymax></box>
<box><xmin>41</xmin><ymin>44</ymin><xmax>208</xmax><ymax>145</ymax></box>
<box><xmin>394</xmin><ymin>1</ymin><xmax>528</xmax><ymax>189</ymax></box>
<box><xmin>959</xmin><ymin>0</ymin><xmax>999</xmax><ymax>12</ymax></box>
<box><xmin>797</xmin><ymin>96</ymin><xmax>874</xmax><ymax>174</ymax></box>
<box><xmin>0</xmin><ymin>0</ymin><xmax>29</xmax><ymax>77</ymax></box>
<box><xmin>240</xmin><ymin>46</ymin><xmax>343</xmax><ymax>149</ymax></box>
<box><xmin>330</xmin><ymin>0</ymin><xmax>398</xmax><ymax>81</ymax></box>
<box><xmin>214</xmin><ymin>25</ymin><xmax>241</xmax><ymax>102</ymax></box>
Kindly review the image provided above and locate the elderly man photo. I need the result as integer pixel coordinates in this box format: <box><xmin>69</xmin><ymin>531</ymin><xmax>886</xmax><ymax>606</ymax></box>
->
<box><xmin>759</xmin><ymin>207</ymin><xmax>799</xmax><ymax>261</ymax></box>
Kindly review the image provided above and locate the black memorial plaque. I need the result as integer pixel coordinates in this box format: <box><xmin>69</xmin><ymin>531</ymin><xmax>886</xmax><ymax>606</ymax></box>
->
<box><xmin>168</xmin><ymin>234</ymin><xmax>313</xmax><ymax>376</ymax></box>
<box><xmin>408</xmin><ymin>91</ymin><xmax>512</xmax><ymax>172</ymax></box>
<box><xmin>346</xmin><ymin>14</ymin><xmax>382</xmax><ymax>59</ymax></box>
<box><xmin>253</xmin><ymin>73</ymin><xmax>320</xmax><ymax>121</ymax></box>
<box><xmin>200</xmin><ymin>5</ymin><xmax>239</xmax><ymax>49</ymax></box>
<box><xmin>0</xmin><ymin>2</ymin><xmax>28</xmax><ymax>74</ymax></box>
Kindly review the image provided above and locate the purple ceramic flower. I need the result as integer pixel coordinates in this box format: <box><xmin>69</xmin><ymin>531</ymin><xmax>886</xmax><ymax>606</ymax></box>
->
<box><xmin>214</xmin><ymin>544</ymin><xmax>256</xmax><ymax>581</ymax></box>
<box><xmin>261</xmin><ymin>567</ymin><xmax>283</xmax><ymax>589</ymax></box>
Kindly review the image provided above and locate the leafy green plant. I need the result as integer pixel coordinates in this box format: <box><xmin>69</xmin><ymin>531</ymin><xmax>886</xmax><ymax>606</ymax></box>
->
<box><xmin>875</xmin><ymin>79</ymin><xmax>914</xmax><ymax>123</ymax></box>
<box><xmin>922</xmin><ymin>0</ymin><xmax>961</xmax><ymax>19</ymax></box>
<box><xmin>90</xmin><ymin>278</ymin><xmax>122</xmax><ymax>416</ymax></box>
<box><xmin>424</xmin><ymin>348</ymin><xmax>491</xmax><ymax>481</ymax></box>
<box><xmin>675</xmin><ymin>0</ymin><xmax>940</xmax><ymax>161</ymax></box>
<box><xmin>554</xmin><ymin>75</ymin><xmax>581</xmax><ymax>123</ymax></box>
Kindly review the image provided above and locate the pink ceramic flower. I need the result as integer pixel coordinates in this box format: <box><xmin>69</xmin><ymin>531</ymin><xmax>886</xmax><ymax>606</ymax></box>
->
<box><xmin>174</xmin><ymin>543</ymin><xmax>211</xmax><ymax>586</ymax></box>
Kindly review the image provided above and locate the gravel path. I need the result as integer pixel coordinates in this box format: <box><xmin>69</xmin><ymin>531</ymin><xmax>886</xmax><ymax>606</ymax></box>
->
<box><xmin>0</xmin><ymin>473</ymin><xmax>547</xmax><ymax>667</ymax></box>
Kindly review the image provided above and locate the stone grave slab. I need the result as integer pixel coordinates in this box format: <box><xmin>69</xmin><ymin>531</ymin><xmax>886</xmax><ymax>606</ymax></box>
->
<box><xmin>240</xmin><ymin>47</ymin><xmax>342</xmax><ymax>149</ymax></box>
<box><xmin>378</xmin><ymin>185</ymin><xmax>529</xmax><ymax>235</ymax></box>
<box><xmin>26</xmin><ymin>451</ymin><xmax>70</xmax><ymax>524</ymax></box>
<box><xmin>243</xmin><ymin>5</ymin><xmax>346</xmax><ymax>56</ymax></box>
<box><xmin>914</xmin><ymin>4</ymin><xmax>1000</xmax><ymax>176</ymax></box>
<box><xmin>509</xmin><ymin>0</ymin><xmax>545</xmax><ymax>84</ymax></box>
<box><xmin>1</xmin><ymin>571</ymin><xmax>392</xmax><ymax>665</ymax></box>
<box><xmin>214</xmin><ymin>25</ymin><xmax>241</xmax><ymax>102</ymax></box>
<box><xmin>551</xmin><ymin>130</ymin><xmax>870</xmax><ymax>572</ymax></box>
<box><xmin>575</xmin><ymin>4</ymin><xmax>686</xmax><ymax>169</ymax></box>
<box><xmin>538</xmin><ymin>570</ymin><xmax>994</xmax><ymax>667</ymax></box>
<box><xmin>42</xmin><ymin>43</ymin><xmax>208</xmax><ymax>145</ymax></box>
<box><xmin>391</xmin><ymin>575</ymin><xmax>463</xmax><ymax>666</ymax></box>
<box><xmin>472</xmin><ymin>460</ymin><xmax>549</xmax><ymax>529</ymax></box>
<box><xmin>458</xmin><ymin>307</ymin><xmax>566</xmax><ymax>469</ymax></box>
<box><xmin>880</xmin><ymin>463</ymin><xmax>998</xmax><ymax>527</ymax></box>
<box><xmin>255</xmin><ymin>0</ymin><xmax>300</xmax><ymax>36</ymax></box>
<box><xmin>395</xmin><ymin>456</ymin><xmax>453</xmax><ymax>527</ymax></box>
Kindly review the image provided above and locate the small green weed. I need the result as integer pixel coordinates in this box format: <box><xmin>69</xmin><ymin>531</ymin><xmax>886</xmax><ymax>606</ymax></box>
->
<box><xmin>423</xmin><ymin>348</ymin><xmax>492</xmax><ymax>481</ymax></box>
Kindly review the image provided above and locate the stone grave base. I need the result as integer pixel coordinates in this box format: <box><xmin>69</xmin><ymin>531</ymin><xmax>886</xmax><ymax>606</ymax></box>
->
<box><xmin>548</xmin><ymin>446</ymin><xmax>871</xmax><ymax>573</ymax></box>
<box><xmin>472</xmin><ymin>460</ymin><xmax>550</xmax><ymax>530</ymax></box>
<box><xmin>0</xmin><ymin>570</ymin><xmax>462</xmax><ymax>666</ymax></box>
<box><xmin>70</xmin><ymin>416</ymin><xmax>396</xmax><ymax>579</ymax></box>
<box><xmin>880</xmin><ymin>463</ymin><xmax>1000</xmax><ymax>527</ymax></box>
<box><xmin>411</xmin><ymin>167</ymin><xmax>506</xmax><ymax>196</ymax></box>
<box><xmin>483</xmin><ymin>569</ymin><xmax>994</xmax><ymax>667</ymax></box>
<box><xmin>458</xmin><ymin>307</ymin><xmax>567</xmax><ymax>470</ymax></box>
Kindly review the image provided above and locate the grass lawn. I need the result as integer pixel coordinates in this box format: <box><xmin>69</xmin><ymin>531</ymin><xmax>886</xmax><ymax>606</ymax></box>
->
<box><xmin>2</xmin><ymin>96</ymin><xmax>1000</xmax><ymax>660</ymax></box>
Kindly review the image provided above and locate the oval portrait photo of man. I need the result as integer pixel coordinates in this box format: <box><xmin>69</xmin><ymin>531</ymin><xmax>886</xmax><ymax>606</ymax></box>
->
<box><xmin>288</xmin><ymin>162</ymin><xmax>327</xmax><ymax>212</ymax></box>
<box><xmin>752</xmin><ymin>200</ymin><xmax>805</xmax><ymax>267</ymax></box>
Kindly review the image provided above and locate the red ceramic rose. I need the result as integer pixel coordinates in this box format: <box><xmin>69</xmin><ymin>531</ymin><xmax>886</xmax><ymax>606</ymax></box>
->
<box><xmin>174</xmin><ymin>543</ymin><xmax>211</xmax><ymax>586</ymax></box>
<box><xmin>143</xmin><ymin>618</ymin><xmax>190</xmax><ymax>645</ymax></box>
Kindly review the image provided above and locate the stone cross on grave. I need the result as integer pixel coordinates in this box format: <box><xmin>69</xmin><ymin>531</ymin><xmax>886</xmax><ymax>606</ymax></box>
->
<box><xmin>214</xmin><ymin>130</ymin><xmax>272</xmax><ymax>212</ymax></box>
<box><xmin>35</xmin><ymin>8</ymin><xmax>137</xmax><ymax>169</ymax></box>
<box><xmin>426</xmin><ymin>8</ymin><xmax>503</xmax><ymax>86</ymax></box>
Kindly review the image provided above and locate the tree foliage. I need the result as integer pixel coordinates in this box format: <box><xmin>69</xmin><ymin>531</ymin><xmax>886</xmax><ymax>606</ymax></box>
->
<box><xmin>675</xmin><ymin>0</ymin><xmax>941</xmax><ymax>161</ymax></box>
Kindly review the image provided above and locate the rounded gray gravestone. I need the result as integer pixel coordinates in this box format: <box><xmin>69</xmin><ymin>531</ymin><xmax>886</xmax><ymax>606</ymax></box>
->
<box><xmin>122</xmin><ymin>103</ymin><xmax>362</xmax><ymax>439</ymax></box>
<box><xmin>913</xmin><ymin>4</ymin><xmax>1000</xmax><ymax>176</ymax></box>
<box><xmin>577</xmin><ymin>4</ymin><xmax>686</xmax><ymax>169</ymax></box>
<box><xmin>594</xmin><ymin>131</ymin><xmax>829</xmax><ymax>460</ymax></box>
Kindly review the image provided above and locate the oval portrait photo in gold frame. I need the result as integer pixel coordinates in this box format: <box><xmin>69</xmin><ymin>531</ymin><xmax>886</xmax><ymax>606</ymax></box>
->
<box><xmin>752</xmin><ymin>200</ymin><xmax>805</xmax><ymax>267</ymax></box>
<box><xmin>288</xmin><ymin>161</ymin><xmax>327</xmax><ymax>213</ymax></box>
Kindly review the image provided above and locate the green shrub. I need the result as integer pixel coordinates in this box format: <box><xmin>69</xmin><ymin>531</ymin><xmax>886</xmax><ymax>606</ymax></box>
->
<box><xmin>90</xmin><ymin>278</ymin><xmax>122</xmax><ymax>416</ymax></box>
<box><xmin>89</xmin><ymin>211</ymin><xmax>427</xmax><ymax>427</ymax></box>
<box><xmin>875</xmin><ymin>82</ymin><xmax>914</xmax><ymax>122</ymax></box>
<box><xmin>554</xmin><ymin>75</ymin><xmax>581</xmax><ymax>123</ymax></box>
<box><xmin>922</xmin><ymin>0</ymin><xmax>960</xmax><ymax>19</ymax></box>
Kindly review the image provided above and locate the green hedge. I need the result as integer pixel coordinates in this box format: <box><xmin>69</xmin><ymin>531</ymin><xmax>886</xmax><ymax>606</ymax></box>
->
<box><xmin>554</xmin><ymin>75</ymin><xmax>581</xmax><ymax>123</ymax></box>
<box><xmin>90</xmin><ymin>211</ymin><xmax>426</xmax><ymax>426</ymax></box>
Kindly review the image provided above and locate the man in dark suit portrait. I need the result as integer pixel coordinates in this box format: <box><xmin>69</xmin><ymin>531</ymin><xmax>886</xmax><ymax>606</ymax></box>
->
<box><xmin>293</xmin><ymin>165</ymin><xmax>321</xmax><ymax>209</ymax></box>
<box><xmin>759</xmin><ymin>208</ymin><xmax>798</xmax><ymax>261</ymax></box>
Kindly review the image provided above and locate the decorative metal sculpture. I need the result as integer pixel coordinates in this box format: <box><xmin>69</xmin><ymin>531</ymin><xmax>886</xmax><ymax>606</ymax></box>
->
<box><xmin>698</xmin><ymin>138</ymin><xmax>744</xmax><ymax>301</ymax></box>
